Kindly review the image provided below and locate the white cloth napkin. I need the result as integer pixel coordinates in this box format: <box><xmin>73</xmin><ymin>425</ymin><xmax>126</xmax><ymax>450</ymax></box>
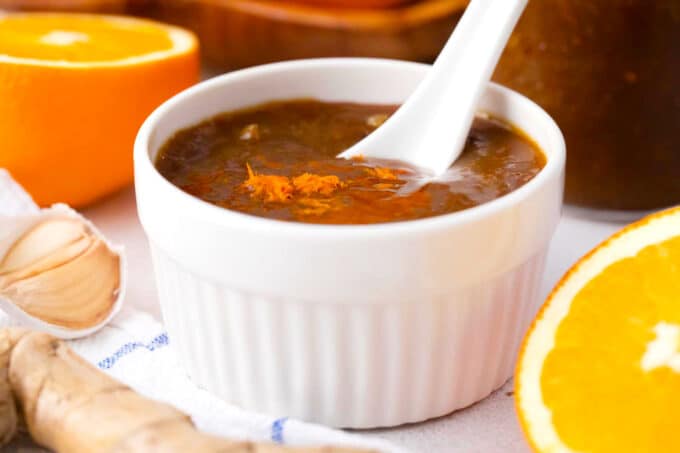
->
<box><xmin>0</xmin><ymin>170</ymin><xmax>407</xmax><ymax>453</ymax></box>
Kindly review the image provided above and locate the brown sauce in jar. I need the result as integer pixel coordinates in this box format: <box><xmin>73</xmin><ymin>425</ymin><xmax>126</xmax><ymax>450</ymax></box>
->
<box><xmin>155</xmin><ymin>100</ymin><xmax>545</xmax><ymax>225</ymax></box>
<box><xmin>494</xmin><ymin>0</ymin><xmax>680</xmax><ymax>210</ymax></box>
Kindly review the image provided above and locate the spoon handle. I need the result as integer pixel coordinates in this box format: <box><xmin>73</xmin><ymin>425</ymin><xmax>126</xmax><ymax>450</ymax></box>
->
<box><xmin>341</xmin><ymin>0</ymin><xmax>528</xmax><ymax>174</ymax></box>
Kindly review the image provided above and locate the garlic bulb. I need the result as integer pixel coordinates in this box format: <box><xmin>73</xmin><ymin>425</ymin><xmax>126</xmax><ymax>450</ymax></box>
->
<box><xmin>0</xmin><ymin>217</ymin><xmax>121</xmax><ymax>330</ymax></box>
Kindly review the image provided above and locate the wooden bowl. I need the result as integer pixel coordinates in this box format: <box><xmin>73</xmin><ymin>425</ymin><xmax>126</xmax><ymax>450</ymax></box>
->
<box><xmin>153</xmin><ymin>0</ymin><xmax>467</xmax><ymax>71</ymax></box>
<box><xmin>0</xmin><ymin>0</ymin><xmax>129</xmax><ymax>12</ymax></box>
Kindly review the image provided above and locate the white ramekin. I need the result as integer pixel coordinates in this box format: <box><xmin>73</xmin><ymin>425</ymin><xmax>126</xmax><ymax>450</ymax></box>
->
<box><xmin>134</xmin><ymin>58</ymin><xmax>565</xmax><ymax>429</ymax></box>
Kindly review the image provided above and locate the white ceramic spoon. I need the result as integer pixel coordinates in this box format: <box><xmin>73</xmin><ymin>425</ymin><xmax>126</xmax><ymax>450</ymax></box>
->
<box><xmin>339</xmin><ymin>0</ymin><xmax>528</xmax><ymax>175</ymax></box>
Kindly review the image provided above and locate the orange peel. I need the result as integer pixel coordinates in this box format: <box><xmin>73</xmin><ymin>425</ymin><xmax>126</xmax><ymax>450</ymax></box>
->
<box><xmin>0</xmin><ymin>13</ymin><xmax>199</xmax><ymax>207</ymax></box>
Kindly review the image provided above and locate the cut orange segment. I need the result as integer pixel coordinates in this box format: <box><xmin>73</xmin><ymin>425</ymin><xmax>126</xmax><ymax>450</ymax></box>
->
<box><xmin>516</xmin><ymin>206</ymin><xmax>680</xmax><ymax>453</ymax></box>
<box><xmin>0</xmin><ymin>13</ymin><xmax>199</xmax><ymax>207</ymax></box>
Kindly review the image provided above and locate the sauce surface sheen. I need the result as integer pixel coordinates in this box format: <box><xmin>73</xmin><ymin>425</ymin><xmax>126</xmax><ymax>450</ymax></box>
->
<box><xmin>156</xmin><ymin>100</ymin><xmax>546</xmax><ymax>225</ymax></box>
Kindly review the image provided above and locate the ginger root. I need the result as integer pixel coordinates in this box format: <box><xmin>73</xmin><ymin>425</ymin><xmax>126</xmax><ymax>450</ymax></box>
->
<box><xmin>0</xmin><ymin>328</ymin><xmax>372</xmax><ymax>453</ymax></box>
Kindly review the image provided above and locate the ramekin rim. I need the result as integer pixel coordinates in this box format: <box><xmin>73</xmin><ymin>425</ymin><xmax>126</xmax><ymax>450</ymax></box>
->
<box><xmin>134</xmin><ymin>58</ymin><xmax>565</xmax><ymax>238</ymax></box>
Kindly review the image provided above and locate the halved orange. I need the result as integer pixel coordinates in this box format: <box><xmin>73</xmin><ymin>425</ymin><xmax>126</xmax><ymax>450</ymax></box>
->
<box><xmin>0</xmin><ymin>13</ymin><xmax>199</xmax><ymax>207</ymax></box>
<box><xmin>516</xmin><ymin>206</ymin><xmax>680</xmax><ymax>452</ymax></box>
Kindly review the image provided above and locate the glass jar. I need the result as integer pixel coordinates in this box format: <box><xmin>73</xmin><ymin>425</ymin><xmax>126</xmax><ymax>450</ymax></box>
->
<box><xmin>494</xmin><ymin>0</ymin><xmax>680</xmax><ymax>211</ymax></box>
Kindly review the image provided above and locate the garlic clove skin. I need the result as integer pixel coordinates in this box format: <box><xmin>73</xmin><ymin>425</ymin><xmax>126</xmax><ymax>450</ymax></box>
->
<box><xmin>0</xmin><ymin>205</ymin><xmax>125</xmax><ymax>340</ymax></box>
<box><xmin>0</xmin><ymin>169</ymin><xmax>40</xmax><ymax>217</ymax></box>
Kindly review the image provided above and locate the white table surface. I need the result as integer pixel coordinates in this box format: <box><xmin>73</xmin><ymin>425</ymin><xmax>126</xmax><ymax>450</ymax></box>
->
<box><xmin>5</xmin><ymin>186</ymin><xmax>627</xmax><ymax>453</ymax></box>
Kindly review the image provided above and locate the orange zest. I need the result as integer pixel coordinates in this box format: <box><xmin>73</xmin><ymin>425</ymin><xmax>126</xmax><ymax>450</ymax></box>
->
<box><xmin>0</xmin><ymin>13</ymin><xmax>199</xmax><ymax>207</ymax></box>
<box><xmin>292</xmin><ymin>173</ymin><xmax>344</xmax><ymax>196</ymax></box>
<box><xmin>364</xmin><ymin>167</ymin><xmax>402</xmax><ymax>180</ymax></box>
<box><xmin>242</xmin><ymin>164</ymin><xmax>346</xmax><ymax>203</ymax></box>
<box><xmin>243</xmin><ymin>163</ymin><xmax>294</xmax><ymax>202</ymax></box>
<box><xmin>516</xmin><ymin>206</ymin><xmax>680</xmax><ymax>453</ymax></box>
<box><xmin>241</xmin><ymin>163</ymin><xmax>412</xmax><ymax>217</ymax></box>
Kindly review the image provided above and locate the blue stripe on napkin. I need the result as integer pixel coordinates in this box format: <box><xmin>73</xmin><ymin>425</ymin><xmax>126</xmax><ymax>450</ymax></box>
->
<box><xmin>271</xmin><ymin>417</ymin><xmax>288</xmax><ymax>444</ymax></box>
<box><xmin>97</xmin><ymin>332</ymin><xmax>169</xmax><ymax>370</ymax></box>
<box><xmin>98</xmin><ymin>334</ymin><xmax>294</xmax><ymax>448</ymax></box>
